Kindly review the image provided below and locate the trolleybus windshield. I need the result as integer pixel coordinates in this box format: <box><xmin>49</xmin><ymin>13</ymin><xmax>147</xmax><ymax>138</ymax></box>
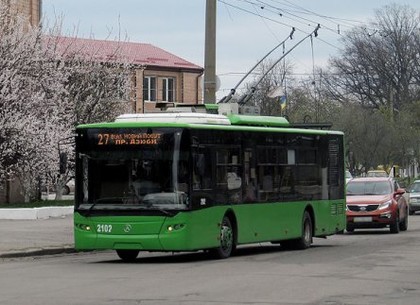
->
<box><xmin>75</xmin><ymin>128</ymin><xmax>190</xmax><ymax>214</ymax></box>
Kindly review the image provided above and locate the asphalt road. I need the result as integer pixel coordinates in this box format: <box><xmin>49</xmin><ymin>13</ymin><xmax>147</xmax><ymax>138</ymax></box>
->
<box><xmin>2</xmin><ymin>216</ymin><xmax>420</xmax><ymax>305</ymax></box>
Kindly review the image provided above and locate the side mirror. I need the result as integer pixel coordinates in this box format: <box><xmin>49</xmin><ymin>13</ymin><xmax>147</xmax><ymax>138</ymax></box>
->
<box><xmin>395</xmin><ymin>188</ymin><xmax>405</xmax><ymax>195</ymax></box>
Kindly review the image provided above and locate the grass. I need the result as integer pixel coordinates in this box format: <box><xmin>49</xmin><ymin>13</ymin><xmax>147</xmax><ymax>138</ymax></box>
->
<box><xmin>0</xmin><ymin>199</ymin><xmax>74</xmax><ymax>209</ymax></box>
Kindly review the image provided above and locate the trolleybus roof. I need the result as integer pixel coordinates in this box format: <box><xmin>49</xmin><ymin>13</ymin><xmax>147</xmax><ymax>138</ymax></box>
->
<box><xmin>115</xmin><ymin>113</ymin><xmax>290</xmax><ymax>127</ymax></box>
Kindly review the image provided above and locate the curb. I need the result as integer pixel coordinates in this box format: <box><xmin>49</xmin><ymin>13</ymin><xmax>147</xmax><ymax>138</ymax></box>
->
<box><xmin>0</xmin><ymin>245</ymin><xmax>76</xmax><ymax>259</ymax></box>
<box><xmin>0</xmin><ymin>206</ymin><xmax>73</xmax><ymax>220</ymax></box>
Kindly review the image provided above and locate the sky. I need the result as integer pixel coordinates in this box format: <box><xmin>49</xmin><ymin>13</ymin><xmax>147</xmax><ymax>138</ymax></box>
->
<box><xmin>42</xmin><ymin>0</ymin><xmax>419</xmax><ymax>100</ymax></box>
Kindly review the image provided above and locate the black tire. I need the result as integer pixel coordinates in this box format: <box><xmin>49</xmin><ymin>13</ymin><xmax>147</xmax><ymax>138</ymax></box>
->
<box><xmin>63</xmin><ymin>185</ymin><xmax>70</xmax><ymax>195</ymax></box>
<box><xmin>346</xmin><ymin>225</ymin><xmax>354</xmax><ymax>233</ymax></box>
<box><xmin>297</xmin><ymin>211</ymin><xmax>313</xmax><ymax>249</ymax></box>
<box><xmin>409</xmin><ymin>210</ymin><xmax>414</xmax><ymax>216</ymax></box>
<box><xmin>211</xmin><ymin>216</ymin><xmax>235</xmax><ymax>259</ymax></box>
<box><xmin>399</xmin><ymin>209</ymin><xmax>408</xmax><ymax>231</ymax></box>
<box><xmin>390</xmin><ymin>214</ymin><xmax>400</xmax><ymax>234</ymax></box>
<box><xmin>282</xmin><ymin>211</ymin><xmax>313</xmax><ymax>250</ymax></box>
<box><xmin>116</xmin><ymin>250</ymin><xmax>139</xmax><ymax>262</ymax></box>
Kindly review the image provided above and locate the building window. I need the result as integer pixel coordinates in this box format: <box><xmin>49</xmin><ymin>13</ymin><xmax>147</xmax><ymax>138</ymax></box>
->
<box><xmin>143</xmin><ymin>76</ymin><xmax>156</xmax><ymax>101</ymax></box>
<box><xmin>162</xmin><ymin>78</ymin><xmax>175</xmax><ymax>102</ymax></box>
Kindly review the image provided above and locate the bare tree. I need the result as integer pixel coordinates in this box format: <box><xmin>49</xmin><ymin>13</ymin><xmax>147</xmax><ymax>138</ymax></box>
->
<box><xmin>243</xmin><ymin>59</ymin><xmax>294</xmax><ymax>116</ymax></box>
<box><xmin>318</xmin><ymin>4</ymin><xmax>420</xmax><ymax>176</ymax></box>
<box><xmin>325</xmin><ymin>4</ymin><xmax>419</xmax><ymax>117</ymax></box>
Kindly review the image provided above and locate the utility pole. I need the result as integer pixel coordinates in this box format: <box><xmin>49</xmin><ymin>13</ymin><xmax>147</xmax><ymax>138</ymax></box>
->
<box><xmin>204</xmin><ymin>0</ymin><xmax>216</xmax><ymax>104</ymax></box>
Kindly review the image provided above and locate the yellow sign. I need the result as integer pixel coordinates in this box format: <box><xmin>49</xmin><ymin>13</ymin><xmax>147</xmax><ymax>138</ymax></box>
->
<box><xmin>96</xmin><ymin>133</ymin><xmax>162</xmax><ymax>146</ymax></box>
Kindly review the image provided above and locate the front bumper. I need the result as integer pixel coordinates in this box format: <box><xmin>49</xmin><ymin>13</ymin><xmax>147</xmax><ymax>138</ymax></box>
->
<box><xmin>346</xmin><ymin>211</ymin><xmax>395</xmax><ymax>229</ymax></box>
<box><xmin>409</xmin><ymin>198</ymin><xmax>420</xmax><ymax>212</ymax></box>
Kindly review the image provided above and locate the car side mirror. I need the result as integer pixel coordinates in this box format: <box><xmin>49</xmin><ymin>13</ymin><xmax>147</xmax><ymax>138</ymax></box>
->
<box><xmin>395</xmin><ymin>188</ymin><xmax>405</xmax><ymax>195</ymax></box>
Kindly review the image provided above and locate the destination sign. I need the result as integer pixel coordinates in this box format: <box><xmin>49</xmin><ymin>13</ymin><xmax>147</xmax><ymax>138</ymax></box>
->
<box><xmin>96</xmin><ymin>132</ymin><xmax>162</xmax><ymax>146</ymax></box>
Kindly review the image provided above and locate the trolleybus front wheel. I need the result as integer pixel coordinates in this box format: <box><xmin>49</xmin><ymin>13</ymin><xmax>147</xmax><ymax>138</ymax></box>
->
<box><xmin>116</xmin><ymin>250</ymin><xmax>139</xmax><ymax>262</ymax></box>
<box><xmin>210</xmin><ymin>216</ymin><xmax>235</xmax><ymax>259</ymax></box>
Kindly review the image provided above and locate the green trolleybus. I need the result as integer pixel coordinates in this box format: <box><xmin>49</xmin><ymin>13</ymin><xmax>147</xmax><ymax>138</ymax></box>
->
<box><xmin>74</xmin><ymin>112</ymin><xmax>345</xmax><ymax>261</ymax></box>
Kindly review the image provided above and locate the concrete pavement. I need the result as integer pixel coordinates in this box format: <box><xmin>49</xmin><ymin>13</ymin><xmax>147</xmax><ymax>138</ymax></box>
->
<box><xmin>0</xmin><ymin>206</ymin><xmax>73</xmax><ymax>220</ymax></box>
<box><xmin>0</xmin><ymin>214</ymin><xmax>75</xmax><ymax>259</ymax></box>
<box><xmin>0</xmin><ymin>193</ymin><xmax>76</xmax><ymax>258</ymax></box>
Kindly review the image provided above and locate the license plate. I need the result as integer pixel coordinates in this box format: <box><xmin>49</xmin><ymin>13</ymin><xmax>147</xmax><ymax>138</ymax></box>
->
<box><xmin>354</xmin><ymin>216</ymin><xmax>372</xmax><ymax>222</ymax></box>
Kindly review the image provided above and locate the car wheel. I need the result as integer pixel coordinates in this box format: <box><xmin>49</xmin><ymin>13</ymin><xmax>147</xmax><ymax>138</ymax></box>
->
<box><xmin>116</xmin><ymin>250</ymin><xmax>139</xmax><ymax>262</ymax></box>
<box><xmin>346</xmin><ymin>225</ymin><xmax>354</xmax><ymax>233</ymax></box>
<box><xmin>210</xmin><ymin>216</ymin><xmax>235</xmax><ymax>259</ymax></box>
<box><xmin>63</xmin><ymin>185</ymin><xmax>70</xmax><ymax>195</ymax></box>
<box><xmin>390</xmin><ymin>214</ymin><xmax>400</xmax><ymax>234</ymax></box>
<box><xmin>409</xmin><ymin>209</ymin><xmax>414</xmax><ymax>216</ymax></box>
<box><xmin>399</xmin><ymin>209</ymin><xmax>408</xmax><ymax>231</ymax></box>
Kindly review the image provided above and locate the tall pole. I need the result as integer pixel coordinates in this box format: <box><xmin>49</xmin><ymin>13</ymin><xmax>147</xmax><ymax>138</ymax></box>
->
<box><xmin>204</xmin><ymin>0</ymin><xmax>216</xmax><ymax>103</ymax></box>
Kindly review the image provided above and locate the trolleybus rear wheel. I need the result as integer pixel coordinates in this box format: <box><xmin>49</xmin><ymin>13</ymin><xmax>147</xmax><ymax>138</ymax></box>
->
<box><xmin>282</xmin><ymin>211</ymin><xmax>313</xmax><ymax>250</ymax></box>
<box><xmin>299</xmin><ymin>211</ymin><xmax>313</xmax><ymax>249</ymax></box>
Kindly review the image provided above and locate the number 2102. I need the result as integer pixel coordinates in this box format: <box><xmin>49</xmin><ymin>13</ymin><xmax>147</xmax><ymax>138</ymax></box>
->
<box><xmin>97</xmin><ymin>224</ymin><xmax>112</xmax><ymax>233</ymax></box>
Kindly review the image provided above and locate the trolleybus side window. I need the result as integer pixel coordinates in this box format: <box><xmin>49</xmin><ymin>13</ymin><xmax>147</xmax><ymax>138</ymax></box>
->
<box><xmin>215</xmin><ymin>146</ymin><xmax>242</xmax><ymax>204</ymax></box>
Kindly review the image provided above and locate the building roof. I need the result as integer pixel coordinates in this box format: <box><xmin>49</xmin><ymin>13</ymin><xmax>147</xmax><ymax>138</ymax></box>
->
<box><xmin>46</xmin><ymin>36</ymin><xmax>203</xmax><ymax>71</ymax></box>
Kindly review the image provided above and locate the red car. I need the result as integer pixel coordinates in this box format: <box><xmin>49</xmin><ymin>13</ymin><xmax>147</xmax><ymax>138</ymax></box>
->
<box><xmin>346</xmin><ymin>177</ymin><xmax>408</xmax><ymax>233</ymax></box>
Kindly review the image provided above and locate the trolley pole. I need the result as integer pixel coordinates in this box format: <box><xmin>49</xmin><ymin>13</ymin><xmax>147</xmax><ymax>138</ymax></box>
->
<box><xmin>204</xmin><ymin>0</ymin><xmax>216</xmax><ymax>104</ymax></box>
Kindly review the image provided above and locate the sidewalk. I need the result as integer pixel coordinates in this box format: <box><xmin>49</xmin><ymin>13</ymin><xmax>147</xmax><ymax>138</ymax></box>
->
<box><xmin>0</xmin><ymin>214</ymin><xmax>74</xmax><ymax>258</ymax></box>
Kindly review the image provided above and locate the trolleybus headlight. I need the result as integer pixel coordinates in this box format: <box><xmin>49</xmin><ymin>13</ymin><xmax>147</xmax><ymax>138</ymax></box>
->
<box><xmin>77</xmin><ymin>224</ymin><xmax>91</xmax><ymax>231</ymax></box>
<box><xmin>167</xmin><ymin>224</ymin><xmax>185</xmax><ymax>232</ymax></box>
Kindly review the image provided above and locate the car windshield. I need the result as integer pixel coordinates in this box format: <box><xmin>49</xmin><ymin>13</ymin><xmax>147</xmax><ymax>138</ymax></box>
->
<box><xmin>409</xmin><ymin>182</ymin><xmax>420</xmax><ymax>193</ymax></box>
<box><xmin>345</xmin><ymin>171</ymin><xmax>352</xmax><ymax>179</ymax></box>
<box><xmin>367</xmin><ymin>171</ymin><xmax>387</xmax><ymax>177</ymax></box>
<box><xmin>347</xmin><ymin>180</ymin><xmax>392</xmax><ymax>195</ymax></box>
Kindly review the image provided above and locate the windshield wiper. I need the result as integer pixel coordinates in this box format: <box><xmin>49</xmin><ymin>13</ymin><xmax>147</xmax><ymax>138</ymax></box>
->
<box><xmin>148</xmin><ymin>207</ymin><xmax>175</xmax><ymax>216</ymax></box>
<box><xmin>85</xmin><ymin>203</ymin><xmax>97</xmax><ymax>216</ymax></box>
<box><xmin>81</xmin><ymin>197</ymin><xmax>123</xmax><ymax>216</ymax></box>
<box><xmin>79</xmin><ymin>201</ymin><xmax>177</xmax><ymax>217</ymax></box>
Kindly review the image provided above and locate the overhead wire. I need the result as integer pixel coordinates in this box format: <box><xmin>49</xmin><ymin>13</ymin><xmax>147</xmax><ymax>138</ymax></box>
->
<box><xmin>254</xmin><ymin>0</ymin><xmax>340</xmax><ymax>35</ymax></box>
<box><xmin>219</xmin><ymin>27</ymin><xmax>296</xmax><ymax>103</ymax></box>
<box><xmin>228</xmin><ymin>0</ymin><xmax>379</xmax><ymax>42</ymax></box>
<box><xmin>238</xmin><ymin>24</ymin><xmax>321</xmax><ymax>105</ymax></box>
<box><xmin>249</xmin><ymin>0</ymin><xmax>283</xmax><ymax>42</ymax></box>
<box><xmin>219</xmin><ymin>0</ymin><xmax>341</xmax><ymax>50</ymax></box>
<box><xmin>218</xmin><ymin>0</ymin><xmax>295</xmax><ymax>29</ymax></box>
<box><xmin>236</xmin><ymin>0</ymin><xmax>320</xmax><ymax>30</ymax></box>
<box><xmin>267</xmin><ymin>0</ymin><xmax>370</xmax><ymax>29</ymax></box>
<box><xmin>216</xmin><ymin>0</ymin><xmax>372</xmax><ymax>95</ymax></box>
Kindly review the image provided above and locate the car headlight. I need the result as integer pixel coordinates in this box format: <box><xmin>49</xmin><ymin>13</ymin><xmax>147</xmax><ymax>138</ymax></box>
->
<box><xmin>378</xmin><ymin>200</ymin><xmax>392</xmax><ymax>210</ymax></box>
